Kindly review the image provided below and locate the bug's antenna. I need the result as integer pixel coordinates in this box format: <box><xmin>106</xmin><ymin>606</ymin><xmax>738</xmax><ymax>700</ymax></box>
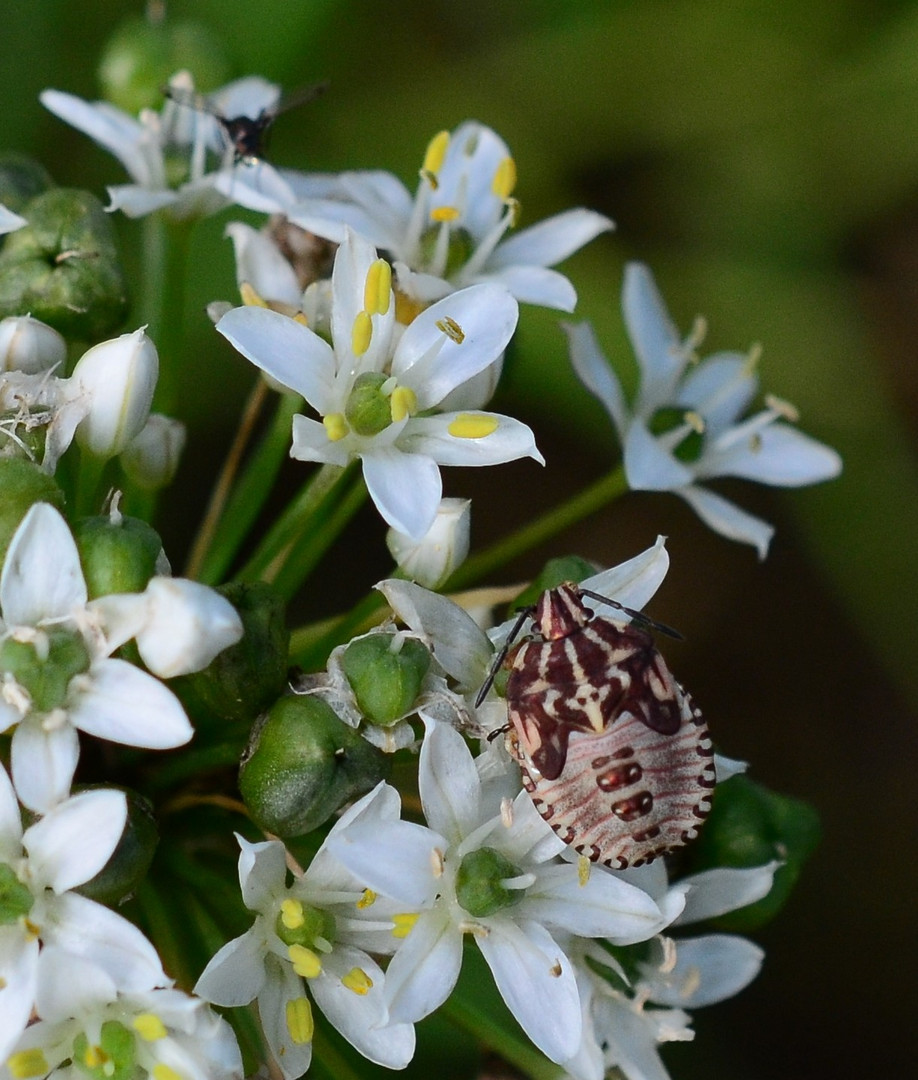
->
<box><xmin>474</xmin><ymin>603</ymin><xmax>535</xmax><ymax>708</ymax></box>
<box><xmin>578</xmin><ymin>588</ymin><xmax>683</xmax><ymax>640</ymax></box>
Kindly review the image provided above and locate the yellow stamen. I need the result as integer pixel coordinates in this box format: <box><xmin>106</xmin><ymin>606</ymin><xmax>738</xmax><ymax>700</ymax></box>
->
<box><xmin>294</xmin><ymin>311</ymin><xmax>309</xmax><ymax>326</ymax></box>
<box><xmin>431</xmin><ymin>205</ymin><xmax>461</xmax><ymax>223</ymax></box>
<box><xmin>391</xmin><ymin>912</ymin><xmax>419</xmax><ymax>939</ymax></box>
<box><xmin>436</xmin><ymin>316</ymin><xmax>465</xmax><ymax>344</ymax></box>
<box><xmin>83</xmin><ymin>1046</ymin><xmax>106</xmax><ymax>1068</ymax></box>
<box><xmin>342</xmin><ymin>967</ymin><xmax>374</xmax><ymax>995</ymax></box>
<box><xmin>390</xmin><ymin>386</ymin><xmax>418</xmax><ymax>422</ymax></box>
<box><xmin>289</xmin><ymin>944</ymin><xmax>323</xmax><ymax>978</ymax></box>
<box><xmin>422</xmin><ymin>130</ymin><xmax>450</xmax><ymax>176</ymax></box>
<box><xmin>133</xmin><ymin>1013</ymin><xmax>167</xmax><ymax>1041</ymax></box>
<box><xmin>684</xmin><ymin>410</ymin><xmax>706</xmax><ymax>435</ymax></box>
<box><xmin>357</xmin><ymin>888</ymin><xmax>378</xmax><ymax>909</ymax></box>
<box><xmin>764</xmin><ymin>392</ymin><xmax>799</xmax><ymax>422</ymax></box>
<box><xmin>492</xmin><ymin>156</ymin><xmax>517</xmax><ymax>200</ymax></box>
<box><xmin>23</xmin><ymin>917</ymin><xmax>41</xmax><ymax>941</ymax></box>
<box><xmin>364</xmin><ymin>258</ymin><xmax>392</xmax><ymax>316</ymax></box>
<box><xmin>323</xmin><ymin>413</ymin><xmax>348</xmax><ymax>442</ymax></box>
<box><xmin>448</xmin><ymin>413</ymin><xmax>498</xmax><ymax>439</ymax></box>
<box><xmin>578</xmin><ymin>855</ymin><xmax>591</xmax><ymax>887</ymax></box>
<box><xmin>152</xmin><ymin>1067</ymin><xmax>182</xmax><ymax>1080</ymax></box>
<box><xmin>7</xmin><ymin>1048</ymin><xmax>49</xmax><ymax>1079</ymax></box>
<box><xmin>286</xmin><ymin>996</ymin><xmax>315</xmax><ymax>1044</ymax></box>
<box><xmin>239</xmin><ymin>281</ymin><xmax>269</xmax><ymax>307</ymax></box>
<box><xmin>506</xmin><ymin>196</ymin><xmax>521</xmax><ymax>227</ymax></box>
<box><xmin>395</xmin><ymin>289</ymin><xmax>427</xmax><ymax>325</ymax></box>
<box><xmin>281</xmin><ymin>898</ymin><xmax>305</xmax><ymax>930</ymax></box>
<box><xmin>352</xmin><ymin>310</ymin><xmax>373</xmax><ymax>356</ymax></box>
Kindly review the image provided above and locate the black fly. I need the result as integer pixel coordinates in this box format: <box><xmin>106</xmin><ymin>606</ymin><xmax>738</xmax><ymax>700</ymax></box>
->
<box><xmin>163</xmin><ymin>81</ymin><xmax>327</xmax><ymax>165</ymax></box>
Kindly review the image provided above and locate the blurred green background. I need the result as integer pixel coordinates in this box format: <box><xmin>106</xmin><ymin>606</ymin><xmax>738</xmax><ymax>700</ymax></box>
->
<box><xmin>5</xmin><ymin>1</ymin><xmax>916</xmax><ymax>1077</ymax></box>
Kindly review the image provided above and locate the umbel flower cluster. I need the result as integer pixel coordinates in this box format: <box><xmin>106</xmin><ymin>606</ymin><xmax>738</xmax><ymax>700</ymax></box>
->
<box><xmin>0</xmin><ymin>41</ymin><xmax>836</xmax><ymax>1080</ymax></box>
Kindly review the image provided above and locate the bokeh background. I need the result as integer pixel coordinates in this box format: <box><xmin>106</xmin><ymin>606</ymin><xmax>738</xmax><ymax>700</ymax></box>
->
<box><xmin>3</xmin><ymin>2</ymin><xmax>916</xmax><ymax>1077</ymax></box>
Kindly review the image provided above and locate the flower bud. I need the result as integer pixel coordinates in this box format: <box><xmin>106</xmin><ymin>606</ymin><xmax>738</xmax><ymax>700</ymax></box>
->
<box><xmin>0</xmin><ymin>315</ymin><xmax>67</xmax><ymax>374</ymax></box>
<box><xmin>240</xmin><ymin>695</ymin><xmax>390</xmax><ymax>838</ymax></box>
<box><xmin>340</xmin><ymin>632</ymin><xmax>431</xmax><ymax>727</ymax></box>
<box><xmin>98</xmin><ymin>16</ymin><xmax>231</xmax><ymax>114</ymax></box>
<box><xmin>0</xmin><ymin>462</ymin><xmax>65</xmax><ymax>567</ymax></box>
<box><xmin>386</xmin><ymin>498</ymin><xmax>471</xmax><ymax>589</ymax></box>
<box><xmin>172</xmin><ymin>582</ymin><xmax>289</xmax><ymax>726</ymax></box>
<box><xmin>76</xmin><ymin>786</ymin><xmax>159</xmax><ymax>905</ymax></box>
<box><xmin>0</xmin><ymin>188</ymin><xmax>128</xmax><ymax>338</ymax></box>
<box><xmin>73</xmin><ymin>511</ymin><xmax>164</xmax><ymax>598</ymax></box>
<box><xmin>120</xmin><ymin>413</ymin><xmax>186</xmax><ymax>490</ymax></box>
<box><xmin>0</xmin><ymin>152</ymin><xmax>52</xmax><ymax>217</ymax></box>
<box><xmin>71</xmin><ymin>329</ymin><xmax>158</xmax><ymax>460</ymax></box>
<box><xmin>345</xmin><ymin>372</ymin><xmax>392</xmax><ymax>436</ymax></box>
<box><xmin>455</xmin><ymin>847</ymin><xmax>524</xmax><ymax>918</ymax></box>
<box><xmin>684</xmin><ymin>774</ymin><xmax>821</xmax><ymax>932</ymax></box>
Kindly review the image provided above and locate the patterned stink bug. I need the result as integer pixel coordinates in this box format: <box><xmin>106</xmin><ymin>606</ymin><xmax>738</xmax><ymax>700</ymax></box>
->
<box><xmin>482</xmin><ymin>583</ymin><xmax>715</xmax><ymax>869</ymax></box>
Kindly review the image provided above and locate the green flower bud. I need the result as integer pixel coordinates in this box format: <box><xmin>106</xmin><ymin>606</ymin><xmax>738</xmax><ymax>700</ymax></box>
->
<box><xmin>0</xmin><ymin>626</ymin><xmax>90</xmax><ymax>712</ymax></box>
<box><xmin>0</xmin><ymin>152</ymin><xmax>53</xmax><ymax>216</ymax></box>
<box><xmin>345</xmin><ymin>372</ymin><xmax>393</xmax><ymax>436</ymax></box>
<box><xmin>73</xmin><ymin>512</ymin><xmax>164</xmax><ymax>598</ymax></box>
<box><xmin>72</xmin><ymin>1020</ymin><xmax>135</xmax><ymax>1080</ymax></box>
<box><xmin>173</xmin><ymin>582</ymin><xmax>289</xmax><ymax>726</ymax></box>
<box><xmin>685</xmin><ymin>774</ymin><xmax>821</xmax><ymax>932</ymax></box>
<box><xmin>239</xmin><ymin>695</ymin><xmax>390</xmax><ymax>838</ymax></box>
<box><xmin>340</xmin><ymin>632</ymin><xmax>431</xmax><ymax>727</ymax></box>
<box><xmin>455</xmin><ymin>846</ymin><xmax>524</xmax><ymax>918</ymax></box>
<box><xmin>98</xmin><ymin>17</ymin><xmax>231</xmax><ymax>114</ymax></box>
<box><xmin>0</xmin><ymin>862</ymin><xmax>34</xmax><ymax>927</ymax></box>
<box><xmin>510</xmin><ymin>555</ymin><xmax>599</xmax><ymax>611</ymax></box>
<box><xmin>76</xmin><ymin>787</ymin><xmax>158</xmax><ymax>905</ymax></box>
<box><xmin>0</xmin><ymin>188</ymin><xmax>128</xmax><ymax>338</ymax></box>
<box><xmin>0</xmin><ymin>462</ymin><xmax>65</xmax><ymax>567</ymax></box>
<box><xmin>274</xmin><ymin>899</ymin><xmax>336</xmax><ymax>951</ymax></box>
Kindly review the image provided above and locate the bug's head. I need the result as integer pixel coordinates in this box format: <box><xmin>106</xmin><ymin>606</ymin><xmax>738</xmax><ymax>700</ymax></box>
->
<box><xmin>535</xmin><ymin>583</ymin><xmax>591</xmax><ymax>641</ymax></box>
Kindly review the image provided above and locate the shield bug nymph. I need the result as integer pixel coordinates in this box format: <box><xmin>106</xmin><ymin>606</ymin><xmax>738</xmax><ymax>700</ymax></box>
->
<box><xmin>482</xmin><ymin>582</ymin><xmax>715</xmax><ymax>869</ymax></box>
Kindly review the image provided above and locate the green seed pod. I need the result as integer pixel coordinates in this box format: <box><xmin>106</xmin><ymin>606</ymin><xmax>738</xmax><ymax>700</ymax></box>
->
<box><xmin>73</xmin><ymin>513</ymin><xmax>164</xmax><ymax>598</ymax></box>
<box><xmin>455</xmin><ymin>846</ymin><xmax>523</xmax><ymax>918</ymax></box>
<box><xmin>76</xmin><ymin>787</ymin><xmax>159</xmax><ymax>906</ymax></box>
<box><xmin>98</xmin><ymin>16</ymin><xmax>231</xmax><ymax>114</ymax></box>
<box><xmin>174</xmin><ymin>582</ymin><xmax>289</xmax><ymax>726</ymax></box>
<box><xmin>345</xmin><ymin>372</ymin><xmax>392</xmax><ymax>436</ymax></box>
<box><xmin>0</xmin><ymin>153</ymin><xmax>53</xmax><ymax>216</ymax></box>
<box><xmin>0</xmin><ymin>460</ymin><xmax>65</xmax><ymax>568</ymax></box>
<box><xmin>340</xmin><ymin>632</ymin><xmax>431</xmax><ymax>727</ymax></box>
<box><xmin>239</xmin><ymin>695</ymin><xmax>390</xmax><ymax>839</ymax></box>
<box><xmin>684</xmin><ymin>774</ymin><xmax>821</xmax><ymax>932</ymax></box>
<box><xmin>0</xmin><ymin>188</ymin><xmax>128</xmax><ymax>338</ymax></box>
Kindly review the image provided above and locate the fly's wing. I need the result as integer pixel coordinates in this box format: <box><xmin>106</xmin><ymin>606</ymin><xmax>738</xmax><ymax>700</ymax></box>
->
<box><xmin>270</xmin><ymin>81</ymin><xmax>329</xmax><ymax>119</ymax></box>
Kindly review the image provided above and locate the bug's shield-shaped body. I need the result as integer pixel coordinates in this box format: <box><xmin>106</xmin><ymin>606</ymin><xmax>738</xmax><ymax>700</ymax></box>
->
<box><xmin>505</xmin><ymin>584</ymin><xmax>715</xmax><ymax>869</ymax></box>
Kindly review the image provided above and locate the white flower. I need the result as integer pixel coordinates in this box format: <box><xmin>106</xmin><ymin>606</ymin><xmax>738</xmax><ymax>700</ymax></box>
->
<box><xmin>40</xmin><ymin>72</ymin><xmax>280</xmax><ymax>219</ymax></box>
<box><xmin>0</xmin><ymin>503</ymin><xmax>195</xmax><ymax>811</ymax></box>
<box><xmin>0</xmin><ymin>204</ymin><xmax>27</xmax><ymax>235</ymax></box>
<box><xmin>386</xmin><ymin>496</ymin><xmax>471</xmax><ymax>588</ymax></box>
<box><xmin>0</xmin><ymin>769</ymin><xmax>168</xmax><ymax>1061</ymax></box>
<box><xmin>217</xmin><ymin>228</ymin><xmax>542</xmax><ymax>539</ymax></box>
<box><xmin>565</xmin><ymin>262</ymin><xmax>842</xmax><ymax>557</ymax></box>
<box><xmin>227</xmin><ymin>121</ymin><xmax>612</xmax><ymax>313</ymax></box>
<box><xmin>120</xmin><ymin>413</ymin><xmax>187</xmax><ymax>491</ymax></box>
<box><xmin>0</xmin><ymin>316</ymin><xmax>67</xmax><ymax>375</ymax></box>
<box><xmin>329</xmin><ymin>721</ymin><xmax>675</xmax><ymax>1065</ymax></box>
<box><xmin>3</xmin><ymin>949</ymin><xmax>241</xmax><ymax>1080</ymax></box>
<box><xmin>194</xmin><ymin>786</ymin><xmax>416</xmax><ymax>1079</ymax></box>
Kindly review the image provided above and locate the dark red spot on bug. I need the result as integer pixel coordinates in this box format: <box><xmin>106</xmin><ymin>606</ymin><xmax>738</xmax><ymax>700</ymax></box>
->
<box><xmin>596</xmin><ymin>763</ymin><xmax>643</xmax><ymax>791</ymax></box>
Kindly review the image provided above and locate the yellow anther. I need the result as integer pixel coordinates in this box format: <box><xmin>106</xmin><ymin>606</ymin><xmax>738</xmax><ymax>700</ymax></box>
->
<box><xmin>684</xmin><ymin>410</ymin><xmax>706</xmax><ymax>435</ymax></box>
<box><xmin>395</xmin><ymin>289</ymin><xmax>427</xmax><ymax>326</ymax></box>
<box><xmin>357</xmin><ymin>888</ymin><xmax>378</xmax><ymax>909</ymax></box>
<box><xmin>506</xmin><ymin>196</ymin><xmax>521</xmax><ymax>227</ymax></box>
<box><xmin>390</xmin><ymin>386</ymin><xmax>418</xmax><ymax>422</ymax></box>
<box><xmin>764</xmin><ymin>392</ymin><xmax>799</xmax><ymax>422</ymax></box>
<box><xmin>391</xmin><ymin>912</ymin><xmax>419</xmax><ymax>939</ymax></box>
<box><xmin>342</xmin><ymin>967</ymin><xmax>374</xmax><ymax>995</ymax></box>
<box><xmin>364</xmin><ymin>258</ymin><xmax>392</xmax><ymax>316</ymax></box>
<box><xmin>133</xmin><ymin>1013</ymin><xmax>168</xmax><ymax>1041</ymax></box>
<box><xmin>7</xmin><ymin>1048</ymin><xmax>49</xmax><ymax>1079</ymax></box>
<box><xmin>239</xmin><ymin>281</ymin><xmax>269</xmax><ymax>307</ymax></box>
<box><xmin>422</xmin><ymin>130</ymin><xmax>450</xmax><ymax>176</ymax></box>
<box><xmin>492</xmin><ymin>156</ymin><xmax>517</xmax><ymax>200</ymax></box>
<box><xmin>287</xmin><ymin>996</ymin><xmax>315</xmax><ymax>1044</ymax></box>
<box><xmin>323</xmin><ymin>413</ymin><xmax>349</xmax><ymax>442</ymax></box>
<box><xmin>281</xmin><ymin>898</ymin><xmax>306</xmax><ymax>930</ymax></box>
<box><xmin>152</xmin><ymin>1067</ymin><xmax>182</xmax><ymax>1080</ymax></box>
<box><xmin>293</xmin><ymin>311</ymin><xmax>309</xmax><ymax>326</ymax></box>
<box><xmin>578</xmin><ymin>855</ymin><xmax>591</xmax><ymax>887</ymax></box>
<box><xmin>82</xmin><ymin>1046</ymin><xmax>107</xmax><ymax>1068</ymax></box>
<box><xmin>430</xmin><ymin>205</ymin><xmax>461</xmax><ymax>223</ymax></box>
<box><xmin>436</xmin><ymin>316</ymin><xmax>465</xmax><ymax>344</ymax></box>
<box><xmin>289</xmin><ymin>944</ymin><xmax>323</xmax><ymax>978</ymax></box>
<box><xmin>352</xmin><ymin>310</ymin><xmax>373</xmax><ymax>356</ymax></box>
<box><xmin>448</xmin><ymin>413</ymin><xmax>498</xmax><ymax>439</ymax></box>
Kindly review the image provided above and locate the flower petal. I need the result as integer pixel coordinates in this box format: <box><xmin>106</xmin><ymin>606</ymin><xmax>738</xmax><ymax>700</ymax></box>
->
<box><xmin>217</xmin><ymin>305</ymin><xmax>337</xmax><ymax>412</ymax></box>
<box><xmin>642</xmin><ymin>933</ymin><xmax>764</xmax><ymax>1008</ymax></box>
<box><xmin>290</xmin><ymin>414</ymin><xmax>350</xmax><ymax>466</ymax></box>
<box><xmin>257</xmin><ymin>955</ymin><xmax>314</xmax><ymax>1080</ymax></box>
<box><xmin>0</xmin><ymin>204</ymin><xmax>27</xmax><ymax>234</ymax></box>
<box><xmin>580</xmin><ymin>534</ymin><xmax>670</xmax><ymax>612</ymax></box>
<box><xmin>106</xmin><ymin>183</ymin><xmax>179</xmax><ymax>217</ymax></box>
<box><xmin>0</xmin><ymin>762</ymin><xmax>22</xmax><ymax>851</ymax></box>
<box><xmin>624</xmin><ymin>420</ymin><xmax>695</xmax><ymax>491</ymax></box>
<box><xmin>226</xmin><ymin>222</ymin><xmax>303</xmax><ymax>306</ymax></box>
<box><xmin>564</xmin><ymin>318</ymin><xmax>629</xmax><ymax>435</ymax></box>
<box><xmin>237</xmin><ymin>835</ymin><xmax>287</xmax><ymax>910</ymax></box>
<box><xmin>10</xmin><ymin>719</ymin><xmax>80</xmax><ymax>815</ymax></box>
<box><xmin>399</xmin><ymin>413</ymin><xmax>544</xmax><ymax>468</ymax></box>
<box><xmin>489</xmin><ymin>209</ymin><xmax>614</xmax><ymax>270</ymax></box>
<box><xmin>194</xmin><ymin>926</ymin><xmax>268</xmax><ymax>1006</ymax></box>
<box><xmin>361</xmin><ymin>447</ymin><xmax>442</xmax><ymax>538</ymax></box>
<box><xmin>383</xmin><ymin>907</ymin><xmax>462</xmax><ymax>1024</ymax></box>
<box><xmin>326</xmin><ymin>817</ymin><xmax>442</xmax><ymax>909</ymax></box>
<box><xmin>419</xmin><ymin>720</ymin><xmax>482</xmax><ymax>845</ymax></box>
<box><xmin>0</xmin><ymin>503</ymin><xmax>87</xmax><ymax>625</ymax></box>
<box><xmin>700</xmin><ymin>421</ymin><xmax>843</xmax><ymax>487</ymax></box>
<box><xmin>675</xmin><ymin>352</ymin><xmax>757</xmax><ymax>435</ymax></box>
<box><xmin>622</xmin><ymin>262</ymin><xmax>686</xmax><ymax>401</ymax></box>
<box><xmin>0</xmin><ymin>934</ymin><xmax>37</xmax><ymax>1061</ymax></box>
<box><xmin>676</xmin><ymin>484</ymin><xmax>774</xmax><ymax>559</ymax></box>
<box><xmin>674</xmin><ymin>862</ymin><xmax>780</xmax><ymax>925</ymax></box>
<box><xmin>472</xmin><ymin>265</ymin><xmax>577</xmax><ymax>312</ymax></box>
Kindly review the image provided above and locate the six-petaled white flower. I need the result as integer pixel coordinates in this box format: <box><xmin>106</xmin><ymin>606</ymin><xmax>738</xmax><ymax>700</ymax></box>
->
<box><xmin>565</xmin><ymin>262</ymin><xmax>842</xmax><ymax>557</ymax></box>
<box><xmin>217</xmin><ymin>228</ymin><xmax>543</xmax><ymax>539</ymax></box>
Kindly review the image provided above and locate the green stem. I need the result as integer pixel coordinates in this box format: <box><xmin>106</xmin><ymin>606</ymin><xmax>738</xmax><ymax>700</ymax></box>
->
<box><xmin>446</xmin><ymin>463</ymin><xmax>627</xmax><ymax>589</ymax></box>
<box><xmin>440</xmin><ymin>996</ymin><xmax>562</xmax><ymax>1080</ymax></box>
<box><xmin>311</xmin><ymin>1024</ymin><xmax>367</xmax><ymax>1080</ymax></box>
<box><xmin>234</xmin><ymin>461</ymin><xmax>357</xmax><ymax>584</ymax></box>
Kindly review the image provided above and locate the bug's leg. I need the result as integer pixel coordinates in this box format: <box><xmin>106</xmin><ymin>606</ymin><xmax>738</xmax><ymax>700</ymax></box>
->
<box><xmin>474</xmin><ymin>604</ymin><xmax>534</xmax><ymax>707</ymax></box>
<box><xmin>578</xmin><ymin>588</ymin><xmax>683</xmax><ymax>640</ymax></box>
